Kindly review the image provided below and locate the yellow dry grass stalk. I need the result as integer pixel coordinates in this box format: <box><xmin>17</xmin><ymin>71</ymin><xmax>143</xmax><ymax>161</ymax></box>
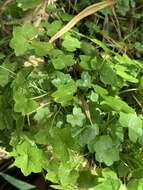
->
<box><xmin>0</xmin><ymin>147</ymin><xmax>10</xmax><ymax>160</ymax></box>
<box><xmin>49</xmin><ymin>0</ymin><xmax>115</xmax><ymax>43</ymax></box>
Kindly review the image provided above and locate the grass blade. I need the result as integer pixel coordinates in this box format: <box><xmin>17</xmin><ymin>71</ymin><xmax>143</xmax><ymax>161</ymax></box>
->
<box><xmin>0</xmin><ymin>172</ymin><xmax>36</xmax><ymax>190</ymax></box>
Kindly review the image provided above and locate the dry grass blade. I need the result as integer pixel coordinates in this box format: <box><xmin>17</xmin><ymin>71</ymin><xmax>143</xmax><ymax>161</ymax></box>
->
<box><xmin>49</xmin><ymin>0</ymin><xmax>115</xmax><ymax>43</ymax></box>
<box><xmin>0</xmin><ymin>147</ymin><xmax>10</xmax><ymax>160</ymax></box>
<box><xmin>80</xmin><ymin>95</ymin><xmax>93</xmax><ymax>125</ymax></box>
<box><xmin>0</xmin><ymin>0</ymin><xmax>14</xmax><ymax>11</ymax></box>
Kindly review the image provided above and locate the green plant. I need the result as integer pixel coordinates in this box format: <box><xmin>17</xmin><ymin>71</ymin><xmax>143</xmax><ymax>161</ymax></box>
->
<box><xmin>0</xmin><ymin>0</ymin><xmax>143</xmax><ymax>189</ymax></box>
<box><xmin>0</xmin><ymin>172</ymin><xmax>36</xmax><ymax>190</ymax></box>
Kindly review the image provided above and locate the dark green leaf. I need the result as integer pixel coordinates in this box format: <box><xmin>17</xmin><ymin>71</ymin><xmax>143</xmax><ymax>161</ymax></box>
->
<box><xmin>0</xmin><ymin>172</ymin><xmax>36</xmax><ymax>190</ymax></box>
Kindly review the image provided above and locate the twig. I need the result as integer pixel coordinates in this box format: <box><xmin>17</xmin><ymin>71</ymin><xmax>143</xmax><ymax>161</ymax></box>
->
<box><xmin>132</xmin><ymin>93</ymin><xmax>143</xmax><ymax>112</ymax></box>
<box><xmin>31</xmin><ymin>93</ymin><xmax>49</xmax><ymax>100</ymax></box>
<box><xmin>33</xmin><ymin>0</ymin><xmax>49</xmax><ymax>27</ymax></box>
<box><xmin>79</xmin><ymin>93</ymin><xmax>93</xmax><ymax>125</ymax></box>
<box><xmin>111</xmin><ymin>6</ymin><xmax>122</xmax><ymax>39</ymax></box>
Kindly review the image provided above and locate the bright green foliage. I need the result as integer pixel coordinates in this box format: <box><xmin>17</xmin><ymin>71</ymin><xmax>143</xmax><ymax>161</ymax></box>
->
<box><xmin>62</xmin><ymin>34</ymin><xmax>81</xmax><ymax>52</ymax></box>
<box><xmin>115</xmin><ymin>65</ymin><xmax>138</xmax><ymax>83</ymax></box>
<box><xmin>103</xmin><ymin>96</ymin><xmax>134</xmax><ymax>113</ymax></box>
<box><xmin>90</xmin><ymin>91</ymin><xmax>99</xmax><ymax>102</ymax></box>
<box><xmin>93</xmin><ymin>84</ymin><xmax>108</xmax><ymax>96</ymax></box>
<box><xmin>34</xmin><ymin>107</ymin><xmax>51</xmax><ymax>122</ymax></box>
<box><xmin>127</xmin><ymin>178</ymin><xmax>143</xmax><ymax>190</ymax></box>
<box><xmin>119</xmin><ymin>113</ymin><xmax>143</xmax><ymax>142</ymax></box>
<box><xmin>52</xmin><ymin>80</ymin><xmax>76</xmax><ymax>105</ymax></box>
<box><xmin>13</xmin><ymin>88</ymin><xmax>39</xmax><ymax>115</ymax></box>
<box><xmin>100</xmin><ymin>63</ymin><xmax>117</xmax><ymax>85</ymax></box>
<box><xmin>57</xmin><ymin>162</ymin><xmax>79</xmax><ymax>187</ymax></box>
<box><xmin>94</xmin><ymin>85</ymin><xmax>134</xmax><ymax>113</ymax></box>
<box><xmin>1</xmin><ymin>0</ymin><xmax>143</xmax><ymax>189</ymax></box>
<box><xmin>94</xmin><ymin>169</ymin><xmax>120</xmax><ymax>190</ymax></box>
<box><xmin>67</xmin><ymin>107</ymin><xmax>85</xmax><ymax>127</ymax></box>
<box><xmin>16</xmin><ymin>0</ymin><xmax>40</xmax><ymax>10</ymax></box>
<box><xmin>10</xmin><ymin>141</ymin><xmax>45</xmax><ymax>176</ymax></box>
<box><xmin>46</xmin><ymin>157</ymin><xmax>81</xmax><ymax>190</ymax></box>
<box><xmin>79</xmin><ymin>55</ymin><xmax>91</xmax><ymax>70</ymax></box>
<box><xmin>52</xmin><ymin>54</ymin><xmax>75</xmax><ymax>70</ymax></box>
<box><xmin>31</xmin><ymin>41</ymin><xmax>53</xmax><ymax>56</ymax></box>
<box><xmin>52</xmin><ymin>72</ymin><xmax>77</xmax><ymax>106</ymax></box>
<box><xmin>52</xmin><ymin>71</ymin><xmax>72</xmax><ymax>87</ymax></box>
<box><xmin>10</xmin><ymin>24</ymin><xmax>38</xmax><ymax>56</ymax></box>
<box><xmin>76</xmin><ymin>71</ymin><xmax>91</xmax><ymax>88</ymax></box>
<box><xmin>46</xmin><ymin>20</ymin><xmax>63</xmax><ymax>37</ymax></box>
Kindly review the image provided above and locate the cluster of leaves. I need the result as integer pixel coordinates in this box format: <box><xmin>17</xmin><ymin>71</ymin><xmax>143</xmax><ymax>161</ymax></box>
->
<box><xmin>0</xmin><ymin>0</ymin><xmax>143</xmax><ymax>189</ymax></box>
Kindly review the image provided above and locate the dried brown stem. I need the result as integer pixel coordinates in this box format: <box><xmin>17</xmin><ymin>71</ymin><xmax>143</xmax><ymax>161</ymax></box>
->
<box><xmin>49</xmin><ymin>0</ymin><xmax>115</xmax><ymax>43</ymax></box>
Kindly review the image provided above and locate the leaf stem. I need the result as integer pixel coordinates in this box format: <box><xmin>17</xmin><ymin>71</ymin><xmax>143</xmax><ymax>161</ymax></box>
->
<box><xmin>0</xmin><ymin>65</ymin><xmax>16</xmax><ymax>77</ymax></box>
<box><xmin>27</xmin><ymin>102</ymin><xmax>50</xmax><ymax>116</ymax></box>
<box><xmin>31</xmin><ymin>93</ymin><xmax>49</xmax><ymax>100</ymax></box>
<box><xmin>119</xmin><ymin>88</ymin><xmax>138</xmax><ymax>94</ymax></box>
